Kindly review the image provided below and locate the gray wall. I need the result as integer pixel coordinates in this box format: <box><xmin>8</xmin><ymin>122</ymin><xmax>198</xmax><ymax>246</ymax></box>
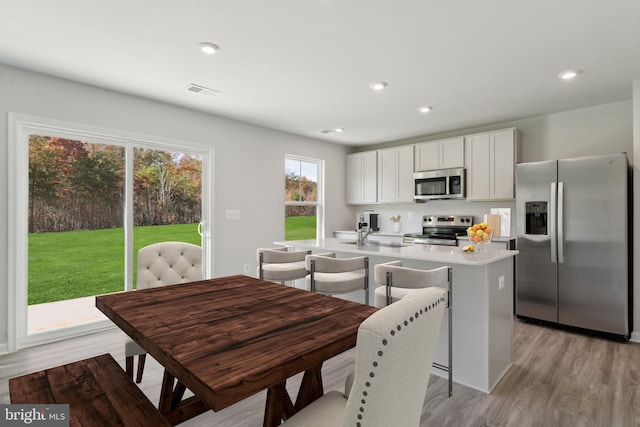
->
<box><xmin>0</xmin><ymin>63</ymin><xmax>354</xmax><ymax>352</ymax></box>
<box><xmin>358</xmin><ymin>100</ymin><xmax>633</xmax><ymax>161</ymax></box>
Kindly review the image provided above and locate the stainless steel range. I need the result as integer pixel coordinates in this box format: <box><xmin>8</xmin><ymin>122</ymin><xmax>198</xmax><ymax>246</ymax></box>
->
<box><xmin>403</xmin><ymin>215</ymin><xmax>473</xmax><ymax>246</ymax></box>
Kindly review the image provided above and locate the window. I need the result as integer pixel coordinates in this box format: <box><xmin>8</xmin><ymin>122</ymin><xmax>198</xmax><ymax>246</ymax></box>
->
<box><xmin>285</xmin><ymin>156</ymin><xmax>324</xmax><ymax>240</ymax></box>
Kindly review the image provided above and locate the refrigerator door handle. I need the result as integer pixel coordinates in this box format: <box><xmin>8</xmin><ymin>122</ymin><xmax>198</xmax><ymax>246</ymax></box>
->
<box><xmin>550</xmin><ymin>182</ymin><xmax>557</xmax><ymax>263</ymax></box>
<box><xmin>557</xmin><ymin>181</ymin><xmax>564</xmax><ymax>264</ymax></box>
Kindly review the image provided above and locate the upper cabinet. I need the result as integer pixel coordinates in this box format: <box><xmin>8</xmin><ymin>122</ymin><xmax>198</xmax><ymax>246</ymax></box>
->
<box><xmin>377</xmin><ymin>145</ymin><xmax>414</xmax><ymax>204</ymax></box>
<box><xmin>414</xmin><ymin>137</ymin><xmax>464</xmax><ymax>172</ymax></box>
<box><xmin>465</xmin><ymin>128</ymin><xmax>518</xmax><ymax>200</ymax></box>
<box><xmin>347</xmin><ymin>151</ymin><xmax>377</xmax><ymax>204</ymax></box>
<box><xmin>346</xmin><ymin>127</ymin><xmax>517</xmax><ymax>204</ymax></box>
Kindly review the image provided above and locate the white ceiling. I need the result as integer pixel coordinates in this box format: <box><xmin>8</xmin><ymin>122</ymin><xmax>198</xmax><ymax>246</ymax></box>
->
<box><xmin>1</xmin><ymin>0</ymin><xmax>639</xmax><ymax>146</ymax></box>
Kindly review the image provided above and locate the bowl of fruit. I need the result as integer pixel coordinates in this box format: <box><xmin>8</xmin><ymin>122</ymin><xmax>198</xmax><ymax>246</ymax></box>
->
<box><xmin>465</xmin><ymin>222</ymin><xmax>493</xmax><ymax>251</ymax></box>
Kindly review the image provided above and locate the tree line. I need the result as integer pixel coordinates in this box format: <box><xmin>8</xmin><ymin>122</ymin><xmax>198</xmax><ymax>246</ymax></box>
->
<box><xmin>29</xmin><ymin>135</ymin><xmax>202</xmax><ymax>233</ymax></box>
<box><xmin>285</xmin><ymin>171</ymin><xmax>317</xmax><ymax>217</ymax></box>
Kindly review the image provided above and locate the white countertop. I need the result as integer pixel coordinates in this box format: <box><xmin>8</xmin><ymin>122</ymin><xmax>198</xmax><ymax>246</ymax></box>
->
<box><xmin>334</xmin><ymin>230</ymin><xmax>408</xmax><ymax>237</ymax></box>
<box><xmin>457</xmin><ymin>235</ymin><xmax>515</xmax><ymax>242</ymax></box>
<box><xmin>276</xmin><ymin>238</ymin><xmax>518</xmax><ymax>266</ymax></box>
<box><xmin>336</xmin><ymin>230</ymin><xmax>514</xmax><ymax>242</ymax></box>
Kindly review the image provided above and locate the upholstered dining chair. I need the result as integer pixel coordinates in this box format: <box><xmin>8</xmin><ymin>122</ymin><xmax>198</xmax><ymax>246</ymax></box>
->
<box><xmin>125</xmin><ymin>241</ymin><xmax>202</xmax><ymax>383</ymax></box>
<box><xmin>305</xmin><ymin>254</ymin><xmax>369</xmax><ymax>305</ymax></box>
<box><xmin>279</xmin><ymin>286</ymin><xmax>447</xmax><ymax>427</ymax></box>
<box><xmin>257</xmin><ymin>246</ymin><xmax>311</xmax><ymax>285</ymax></box>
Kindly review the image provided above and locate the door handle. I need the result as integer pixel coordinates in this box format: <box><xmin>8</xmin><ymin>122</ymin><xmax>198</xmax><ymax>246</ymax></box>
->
<box><xmin>550</xmin><ymin>183</ymin><xmax>556</xmax><ymax>263</ymax></box>
<box><xmin>557</xmin><ymin>182</ymin><xmax>564</xmax><ymax>264</ymax></box>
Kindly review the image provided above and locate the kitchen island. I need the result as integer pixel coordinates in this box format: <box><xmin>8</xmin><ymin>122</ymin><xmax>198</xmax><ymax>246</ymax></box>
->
<box><xmin>276</xmin><ymin>238</ymin><xmax>518</xmax><ymax>393</ymax></box>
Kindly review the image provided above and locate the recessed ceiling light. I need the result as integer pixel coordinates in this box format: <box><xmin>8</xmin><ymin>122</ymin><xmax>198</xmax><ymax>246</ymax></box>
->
<box><xmin>321</xmin><ymin>128</ymin><xmax>345</xmax><ymax>134</ymax></box>
<box><xmin>369</xmin><ymin>82</ymin><xmax>388</xmax><ymax>91</ymax></box>
<box><xmin>198</xmin><ymin>42</ymin><xmax>220</xmax><ymax>55</ymax></box>
<box><xmin>418</xmin><ymin>106</ymin><xmax>433</xmax><ymax>113</ymax></box>
<box><xmin>558</xmin><ymin>69</ymin><xmax>582</xmax><ymax>80</ymax></box>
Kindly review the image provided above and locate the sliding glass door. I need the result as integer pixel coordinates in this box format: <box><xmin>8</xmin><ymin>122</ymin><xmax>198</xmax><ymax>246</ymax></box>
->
<box><xmin>9</xmin><ymin>114</ymin><xmax>212</xmax><ymax>350</ymax></box>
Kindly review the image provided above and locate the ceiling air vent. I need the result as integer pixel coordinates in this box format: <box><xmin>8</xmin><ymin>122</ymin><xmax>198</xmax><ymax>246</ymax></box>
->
<box><xmin>185</xmin><ymin>83</ymin><xmax>219</xmax><ymax>97</ymax></box>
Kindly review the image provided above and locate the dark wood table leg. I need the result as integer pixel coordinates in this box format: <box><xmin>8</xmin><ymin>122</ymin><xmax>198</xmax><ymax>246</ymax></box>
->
<box><xmin>263</xmin><ymin>381</ymin><xmax>295</xmax><ymax>427</ymax></box>
<box><xmin>295</xmin><ymin>363</ymin><xmax>324</xmax><ymax>410</ymax></box>
<box><xmin>159</xmin><ymin>370</ymin><xmax>176</xmax><ymax>414</ymax></box>
<box><xmin>262</xmin><ymin>363</ymin><xmax>325</xmax><ymax>427</ymax></box>
<box><xmin>159</xmin><ymin>369</ymin><xmax>209</xmax><ymax>426</ymax></box>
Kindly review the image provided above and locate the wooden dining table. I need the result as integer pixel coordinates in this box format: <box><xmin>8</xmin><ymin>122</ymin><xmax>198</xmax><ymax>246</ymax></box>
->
<box><xmin>95</xmin><ymin>275</ymin><xmax>377</xmax><ymax>426</ymax></box>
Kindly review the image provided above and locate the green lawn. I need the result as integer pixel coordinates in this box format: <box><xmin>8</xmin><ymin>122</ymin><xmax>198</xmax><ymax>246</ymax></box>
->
<box><xmin>28</xmin><ymin>224</ymin><xmax>200</xmax><ymax>305</ymax></box>
<box><xmin>29</xmin><ymin>218</ymin><xmax>314</xmax><ymax>305</ymax></box>
<box><xmin>285</xmin><ymin>215</ymin><xmax>316</xmax><ymax>241</ymax></box>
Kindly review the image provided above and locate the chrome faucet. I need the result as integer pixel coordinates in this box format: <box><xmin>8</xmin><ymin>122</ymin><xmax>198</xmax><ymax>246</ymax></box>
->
<box><xmin>356</xmin><ymin>227</ymin><xmax>373</xmax><ymax>246</ymax></box>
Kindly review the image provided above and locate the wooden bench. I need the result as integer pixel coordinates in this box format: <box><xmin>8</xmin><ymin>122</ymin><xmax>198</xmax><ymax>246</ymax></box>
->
<box><xmin>9</xmin><ymin>353</ymin><xmax>171</xmax><ymax>427</ymax></box>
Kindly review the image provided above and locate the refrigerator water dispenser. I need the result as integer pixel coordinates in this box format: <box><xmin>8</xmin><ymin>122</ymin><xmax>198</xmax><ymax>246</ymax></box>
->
<box><xmin>525</xmin><ymin>201</ymin><xmax>547</xmax><ymax>235</ymax></box>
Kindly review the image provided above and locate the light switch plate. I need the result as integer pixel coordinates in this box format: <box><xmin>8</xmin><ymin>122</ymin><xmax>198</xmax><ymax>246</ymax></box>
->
<box><xmin>498</xmin><ymin>275</ymin><xmax>505</xmax><ymax>290</ymax></box>
<box><xmin>226</xmin><ymin>209</ymin><xmax>241</xmax><ymax>220</ymax></box>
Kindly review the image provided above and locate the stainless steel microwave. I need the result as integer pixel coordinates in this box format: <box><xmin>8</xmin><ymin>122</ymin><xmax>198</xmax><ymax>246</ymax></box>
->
<box><xmin>413</xmin><ymin>167</ymin><xmax>465</xmax><ymax>201</ymax></box>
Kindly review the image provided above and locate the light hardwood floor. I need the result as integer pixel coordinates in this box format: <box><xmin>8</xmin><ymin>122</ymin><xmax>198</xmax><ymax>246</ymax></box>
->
<box><xmin>2</xmin><ymin>320</ymin><xmax>640</xmax><ymax>426</ymax></box>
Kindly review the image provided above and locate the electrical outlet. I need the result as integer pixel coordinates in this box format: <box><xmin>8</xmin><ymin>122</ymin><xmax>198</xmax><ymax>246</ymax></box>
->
<box><xmin>226</xmin><ymin>209</ymin><xmax>241</xmax><ymax>220</ymax></box>
<box><xmin>243</xmin><ymin>263</ymin><xmax>250</xmax><ymax>274</ymax></box>
<box><xmin>408</xmin><ymin>211</ymin><xmax>414</xmax><ymax>220</ymax></box>
<box><xmin>498</xmin><ymin>275</ymin><xmax>505</xmax><ymax>290</ymax></box>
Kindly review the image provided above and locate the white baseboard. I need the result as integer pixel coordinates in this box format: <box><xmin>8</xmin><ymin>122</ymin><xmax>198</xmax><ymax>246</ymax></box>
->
<box><xmin>630</xmin><ymin>331</ymin><xmax>640</xmax><ymax>343</ymax></box>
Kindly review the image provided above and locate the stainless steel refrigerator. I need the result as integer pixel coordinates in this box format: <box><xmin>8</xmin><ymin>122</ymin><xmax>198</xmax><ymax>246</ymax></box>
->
<box><xmin>515</xmin><ymin>153</ymin><xmax>630</xmax><ymax>338</ymax></box>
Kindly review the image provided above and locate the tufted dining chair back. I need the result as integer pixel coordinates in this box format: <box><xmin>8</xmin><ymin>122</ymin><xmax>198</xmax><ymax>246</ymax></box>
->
<box><xmin>279</xmin><ymin>286</ymin><xmax>446</xmax><ymax>427</ymax></box>
<box><xmin>137</xmin><ymin>241</ymin><xmax>203</xmax><ymax>288</ymax></box>
<box><xmin>126</xmin><ymin>241</ymin><xmax>202</xmax><ymax>383</ymax></box>
<box><xmin>342</xmin><ymin>286</ymin><xmax>446</xmax><ymax>426</ymax></box>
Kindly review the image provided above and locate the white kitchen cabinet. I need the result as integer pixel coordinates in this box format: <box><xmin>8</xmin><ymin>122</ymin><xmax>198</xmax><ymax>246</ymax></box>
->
<box><xmin>377</xmin><ymin>145</ymin><xmax>414</xmax><ymax>203</ymax></box>
<box><xmin>414</xmin><ymin>137</ymin><xmax>464</xmax><ymax>171</ymax></box>
<box><xmin>465</xmin><ymin>129</ymin><xmax>517</xmax><ymax>200</ymax></box>
<box><xmin>347</xmin><ymin>151</ymin><xmax>377</xmax><ymax>204</ymax></box>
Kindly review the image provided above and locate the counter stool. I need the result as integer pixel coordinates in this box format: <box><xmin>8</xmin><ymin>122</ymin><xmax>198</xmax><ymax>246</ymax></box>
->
<box><xmin>257</xmin><ymin>246</ymin><xmax>311</xmax><ymax>285</ymax></box>
<box><xmin>305</xmin><ymin>254</ymin><xmax>369</xmax><ymax>305</ymax></box>
<box><xmin>374</xmin><ymin>260</ymin><xmax>453</xmax><ymax>397</ymax></box>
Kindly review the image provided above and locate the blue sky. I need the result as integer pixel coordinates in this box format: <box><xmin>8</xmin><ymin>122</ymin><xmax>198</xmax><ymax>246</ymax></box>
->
<box><xmin>285</xmin><ymin>158</ymin><xmax>317</xmax><ymax>182</ymax></box>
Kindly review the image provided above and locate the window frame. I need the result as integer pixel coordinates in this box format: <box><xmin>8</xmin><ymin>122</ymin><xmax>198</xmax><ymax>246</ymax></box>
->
<box><xmin>284</xmin><ymin>155</ymin><xmax>325</xmax><ymax>240</ymax></box>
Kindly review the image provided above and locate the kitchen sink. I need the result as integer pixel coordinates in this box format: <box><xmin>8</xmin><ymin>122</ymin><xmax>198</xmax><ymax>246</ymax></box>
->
<box><xmin>341</xmin><ymin>240</ymin><xmax>410</xmax><ymax>248</ymax></box>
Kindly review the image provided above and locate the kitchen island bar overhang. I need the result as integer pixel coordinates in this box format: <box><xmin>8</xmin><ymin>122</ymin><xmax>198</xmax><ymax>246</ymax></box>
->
<box><xmin>276</xmin><ymin>238</ymin><xmax>518</xmax><ymax>393</ymax></box>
